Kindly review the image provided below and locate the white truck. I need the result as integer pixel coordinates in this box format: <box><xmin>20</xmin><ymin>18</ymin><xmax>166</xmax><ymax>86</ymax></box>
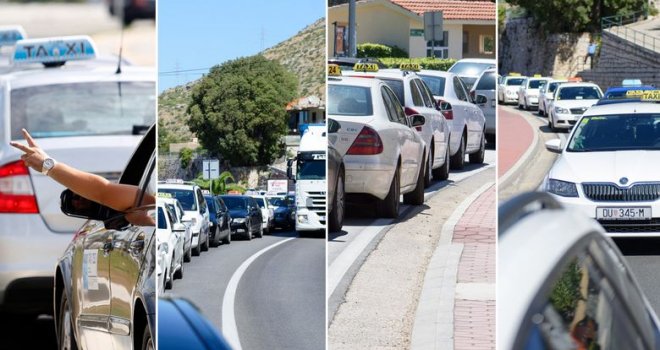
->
<box><xmin>287</xmin><ymin>125</ymin><xmax>326</xmax><ymax>232</ymax></box>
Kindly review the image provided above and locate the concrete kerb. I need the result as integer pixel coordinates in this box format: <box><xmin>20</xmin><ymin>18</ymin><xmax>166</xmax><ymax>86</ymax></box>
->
<box><xmin>498</xmin><ymin>108</ymin><xmax>540</xmax><ymax>188</ymax></box>
<box><xmin>410</xmin><ymin>182</ymin><xmax>494</xmax><ymax>350</ymax></box>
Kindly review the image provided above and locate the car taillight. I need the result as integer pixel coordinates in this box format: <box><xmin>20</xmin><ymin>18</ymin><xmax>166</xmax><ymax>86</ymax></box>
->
<box><xmin>437</xmin><ymin>99</ymin><xmax>454</xmax><ymax>120</ymax></box>
<box><xmin>0</xmin><ymin>160</ymin><xmax>39</xmax><ymax>213</ymax></box>
<box><xmin>347</xmin><ymin>126</ymin><xmax>384</xmax><ymax>155</ymax></box>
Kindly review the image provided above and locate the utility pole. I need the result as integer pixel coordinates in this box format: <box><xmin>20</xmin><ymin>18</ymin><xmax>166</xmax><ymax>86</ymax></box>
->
<box><xmin>348</xmin><ymin>0</ymin><xmax>357</xmax><ymax>57</ymax></box>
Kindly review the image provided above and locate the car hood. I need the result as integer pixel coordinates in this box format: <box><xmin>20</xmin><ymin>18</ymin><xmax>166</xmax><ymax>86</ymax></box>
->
<box><xmin>228</xmin><ymin>209</ymin><xmax>248</xmax><ymax>218</ymax></box>
<box><xmin>274</xmin><ymin>206</ymin><xmax>292</xmax><ymax>214</ymax></box>
<box><xmin>553</xmin><ymin>99</ymin><xmax>599</xmax><ymax>109</ymax></box>
<box><xmin>550</xmin><ymin>151</ymin><xmax>660</xmax><ymax>184</ymax></box>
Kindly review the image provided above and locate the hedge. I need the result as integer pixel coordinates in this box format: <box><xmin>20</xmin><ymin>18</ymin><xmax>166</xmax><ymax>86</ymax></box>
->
<box><xmin>357</xmin><ymin>43</ymin><xmax>408</xmax><ymax>58</ymax></box>
<box><xmin>379</xmin><ymin>57</ymin><xmax>457</xmax><ymax>71</ymax></box>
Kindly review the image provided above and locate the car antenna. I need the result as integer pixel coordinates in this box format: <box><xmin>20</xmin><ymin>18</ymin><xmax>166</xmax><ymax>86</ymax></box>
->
<box><xmin>115</xmin><ymin>21</ymin><xmax>125</xmax><ymax>74</ymax></box>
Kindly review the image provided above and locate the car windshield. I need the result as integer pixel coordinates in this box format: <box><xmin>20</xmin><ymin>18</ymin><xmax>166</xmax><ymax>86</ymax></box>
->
<box><xmin>419</xmin><ymin>75</ymin><xmax>446</xmax><ymax>96</ymax></box>
<box><xmin>159</xmin><ymin>189</ymin><xmax>197</xmax><ymax>211</ymax></box>
<box><xmin>506</xmin><ymin>78</ymin><xmax>525</xmax><ymax>86</ymax></box>
<box><xmin>567</xmin><ymin>114</ymin><xmax>660</xmax><ymax>152</ymax></box>
<box><xmin>255</xmin><ymin>197</ymin><xmax>265</xmax><ymax>208</ymax></box>
<box><xmin>548</xmin><ymin>82</ymin><xmax>562</xmax><ymax>93</ymax></box>
<box><xmin>475</xmin><ymin>72</ymin><xmax>496</xmax><ymax>91</ymax></box>
<box><xmin>11</xmin><ymin>81</ymin><xmax>155</xmax><ymax>140</ymax></box>
<box><xmin>528</xmin><ymin>80</ymin><xmax>546</xmax><ymax>89</ymax></box>
<box><xmin>448</xmin><ymin>62</ymin><xmax>493</xmax><ymax>77</ymax></box>
<box><xmin>328</xmin><ymin>84</ymin><xmax>373</xmax><ymax>116</ymax></box>
<box><xmin>158</xmin><ymin>207</ymin><xmax>167</xmax><ymax>229</ymax></box>
<box><xmin>268</xmin><ymin>197</ymin><xmax>284</xmax><ymax>206</ymax></box>
<box><xmin>379</xmin><ymin>78</ymin><xmax>405</xmax><ymax>105</ymax></box>
<box><xmin>558</xmin><ymin>86</ymin><xmax>602</xmax><ymax>100</ymax></box>
<box><xmin>297</xmin><ymin>158</ymin><xmax>325</xmax><ymax>180</ymax></box>
<box><xmin>222</xmin><ymin>196</ymin><xmax>247</xmax><ymax>210</ymax></box>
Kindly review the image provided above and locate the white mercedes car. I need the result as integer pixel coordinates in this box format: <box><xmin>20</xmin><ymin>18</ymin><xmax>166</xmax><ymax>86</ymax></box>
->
<box><xmin>498</xmin><ymin>75</ymin><xmax>527</xmax><ymax>104</ymax></box>
<box><xmin>547</xmin><ymin>82</ymin><xmax>603</xmax><ymax>131</ymax></box>
<box><xmin>543</xmin><ymin>100</ymin><xmax>660</xmax><ymax>236</ymax></box>
<box><xmin>537</xmin><ymin>79</ymin><xmax>567</xmax><ymax>117</ymax></box>
<box><xmin>517</xmin><ymin>76</ymin><xmax>551</xmax><ymax>110</ymax></box>
<box><xmin>328</xmin><ymin>75</ymin><xmax>427</xmax><ymax>218</ymax></box>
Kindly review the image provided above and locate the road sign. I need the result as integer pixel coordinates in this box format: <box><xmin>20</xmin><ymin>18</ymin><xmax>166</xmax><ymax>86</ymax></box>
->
<box><xmin>202</xmin><ymin>159</ymin><xmax>220</xmax><ymax>180</ymax></box>
<box><xmin>423</xmin><ymin>11</ymin><xmax>443</xmax><ymax>42</ymax></box>
<box><xmin>268</xmin><ymin>179</ymin><xmax>288</xmax><ymax>194</ymax></box>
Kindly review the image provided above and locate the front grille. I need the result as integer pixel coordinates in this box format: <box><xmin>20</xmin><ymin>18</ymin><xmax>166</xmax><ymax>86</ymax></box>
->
<box><xmin>307</xmin><ymin>191</ymin><xmax>326</xmax><ymax>223</ymax></box>
<box><xmin>598</xmin><ymin>218</ymin><xmax>660</xmax><ymax>233</ymax></box>
<box><xmin>570</xmin><ymin>107</ymin><xmax>588</xmax><ymax>115</ymax></box>
<box><xmin>583</xmin><ymin>183</ymin><xmax>660</xmax><ymax>202</ymax></box>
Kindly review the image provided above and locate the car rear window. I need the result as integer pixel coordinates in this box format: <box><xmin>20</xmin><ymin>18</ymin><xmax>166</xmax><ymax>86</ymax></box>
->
<box><xmin>475</xmin><ymin>72</ymin><xmax>496</xmax><ymax>91</ymax></box>
<box><xmin>528</xmin><ymin>79</ymin><xmax>547</xmax><ymax>89</ymax></box>
<box><xmin>419</xmin><ymin>75</ymin><xmax>446</xmax><ymax>96</ymax></box>
<box><xmin>506</xmin><ymin>78</ymin><xmax>525</xmax><ymax>86</ymax></box>
<box><xmin>328</xmin><ymin>84</ymin><xmax>373</xmax><ymax>116</ymax></box>
<box><xmin>221</xmin><ymin>196</ymin><xmax>248</xmax><ymax>209</ymax></box>
<box><xmin>11</xmin><ymin>81</ymin><xmax>155</xmax><ymax>140</ymax></box>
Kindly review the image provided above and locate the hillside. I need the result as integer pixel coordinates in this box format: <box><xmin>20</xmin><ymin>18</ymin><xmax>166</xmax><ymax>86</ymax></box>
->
<box><xmin>158</xmin><ymin>18</ymin><xmax>325</xmax><ymax>151</ymax></box>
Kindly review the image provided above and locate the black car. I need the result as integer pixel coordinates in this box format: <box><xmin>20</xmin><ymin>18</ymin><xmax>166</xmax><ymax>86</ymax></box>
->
<box><xmin>204</xmin><ymin>194</ymin><xmax>231</xmax><ymax>246</ymax></box>
<box><xmin>158</xmin><ymin>296</ymin><xmax>231</xmax><ymax>350</ymax></box>
<box><xmin>220</xmin><ymin>195</ymin><xmax>263</xmax><ymax>240</ymax></box>
<box><xmin>328</xmin><ymin>119</ymin><xmax>345</xmax><ymax>232</ymax></box>
<box><xmin>54</xmin><ymin>125</ymin><xmax>156</xmax><ymax>349</ymax></box>
<box><xmin>271</xmin><ymin>196</ymin><xmax>296</xmax><ymax>230</ymax></box>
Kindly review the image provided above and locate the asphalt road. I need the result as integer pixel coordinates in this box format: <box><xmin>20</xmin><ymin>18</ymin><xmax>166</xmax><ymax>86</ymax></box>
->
<box><xmin>499</xmin><ymin>104</ymin><xmax>660</xmax><ymax>317</ymax></box>
<box><xmin>328</xmin><ymin>147</ymin><xmax>496</xmax><ymax>320</ymax></box>
<box><xmin>163</xmin><ymin>229</ymin><xmax>325</xmax><ymax>350</ymax></box>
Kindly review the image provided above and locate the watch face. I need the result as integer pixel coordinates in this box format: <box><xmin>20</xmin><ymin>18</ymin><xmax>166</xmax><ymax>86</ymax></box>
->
<box><xmin>44</xmin><ymin>158</ymin><xmax>54</xmax><ymax>170</ymax></box>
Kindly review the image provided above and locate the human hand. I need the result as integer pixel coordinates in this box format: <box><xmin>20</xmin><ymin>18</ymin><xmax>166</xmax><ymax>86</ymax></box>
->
<box><xmin>10</xmin><ymin>129</ymin><xmax>49</xmax><ymax>172</ymax></box>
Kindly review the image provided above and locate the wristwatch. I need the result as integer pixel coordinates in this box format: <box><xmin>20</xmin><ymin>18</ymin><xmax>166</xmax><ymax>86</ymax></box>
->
<box><xmin>41</xmin><ymin>157</ymin><xmax>57</xmax><ymax>175</ymax></box>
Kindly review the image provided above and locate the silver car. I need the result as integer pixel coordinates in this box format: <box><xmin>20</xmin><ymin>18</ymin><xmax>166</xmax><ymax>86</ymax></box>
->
<box><xmin>470</xmin><ymin>68</ymin><xmax>496</xmax><ymax>143</ymax></box>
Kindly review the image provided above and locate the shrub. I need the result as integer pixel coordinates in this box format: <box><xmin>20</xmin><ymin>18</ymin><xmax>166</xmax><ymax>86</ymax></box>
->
<box><xmin>357</xmin><ymin>43</ymin><xmax>408</xmax><ymax>58</ymax></box>
<box><xmin>379</xmin><ymin>57</ymin><xmax>457</xmax><ymax>71</ymax></box>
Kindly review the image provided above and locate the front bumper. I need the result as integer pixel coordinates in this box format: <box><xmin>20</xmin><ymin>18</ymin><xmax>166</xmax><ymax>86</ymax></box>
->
<box><xmin>549</xmin><ymin>192</ymin><xmax>660</xmax><ymax>236</ymax></box>
<box><xmin>552</xmin><ymin>112</ymin><xmax>579</xmax><ymax>129</ymax></box>
<box><xmin>230</xmin><ymin>221</ymin><xmax>250</xmax><ymax>233</ymax></box>
<box><xmin>295</xmin><ymin>208</ymin><xmax>325</xmax><ymax>231</ymax></box>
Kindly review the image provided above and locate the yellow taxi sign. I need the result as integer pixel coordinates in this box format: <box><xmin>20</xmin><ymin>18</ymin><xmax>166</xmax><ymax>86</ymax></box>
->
<box><xmin>353</xmin><ymin>63</ymin><xmax>379</xmax><ymax>72</ymax></box>
<box><xmin>328</xmin><ymin>64</ymin><xmax>342</xmax><ymax>77</ymax></box>
<box><xmin>567</xmin><ymin>77</ymin><xmax>583</xmax><ymax>82</ymax></box>
<box><xmin>157</xmin><ymin>192</ymin><xmax>173</xmax><ymax>198</ymax></box>
<box><xmin>533</xmin><ymin>74</ymin><xmax>542</xmax><ymax>78</ymax></box>
<box><xmin>509</xmin><ymin>72</ymin><xmax>521</xmax><ymax>76</ymax></box>
<box><xmin>399</xmin><ymin>62</ymin><xmax>420</xmax><ymax>71</ymax></box>
<box><xmin>626</xmin><ymin>89</ymin><xmax>660</xmax><ymax>101</ymax></box>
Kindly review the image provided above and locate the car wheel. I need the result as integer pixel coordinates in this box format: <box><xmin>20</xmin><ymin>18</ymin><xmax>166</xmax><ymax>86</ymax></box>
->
<box><xmin>538</xmin><ymin>105</ymin><xmax>544</xmax><ymax>116</ymax></box>
<box><xmin>450</xmin><ymin>134</ymin><xmax>466</xmax><ymax>170</ymax></box>
<box><xmin>192</xmin><ymin>239</ymin><xmax>201</xmax><ymax>256</ymax></box>
<box><xmin>549</xmin><ymin>114</ymin><xmax>557</xmax><ymax>132</ymax></box>
<box><xmin>141</xmin><ymin>323</ymin><xmax>154</xmax><ymax>350</ymax></box>
<box><xmin>432</xmin><ymin>146</ymin><xmax>450</xmax><ymax>181</ymax></box>
<box><xmin>257</xmin><ymin>224</ymin><xmax>263</xmax><ymax>238</ymax></box>
<box><xmin>58</xmin><ymin>291</ymin><xmax>77</xmax><ymax>350</ymax></box>
<box><xmin>222</xmin><ymin>229</ymin><xmax>231</xmax><ymax>245</ymax></box>
<box><xmin>210</xmin><ymin>227</ymin><xmax>220</xmax><ymax>247</ymax></box>
<box><xmin>201</xmin><ymin>230</ymin><xmax>209</xmax><ymax>251</ymax></box>
<box><xmin>246</xmin><ymin>222</ymin><xmax>253</xmax><ymax>240</ymax></box>
<box><xmin>377</xmin><ymin>166</ymin><xmax>400</xmax><ymax>218</ymax></box>
<box><xmin>184</xmin><ymin>240</ymin><xmax>192</xmax><ymax>262</ymax></box>
<box><xmin>403</xmin><ymin>152</ymin><xmax>426</xmax><ymax>205</ymax></box>
<box><xmin>469</xmin><ymin>131</ymin><xmax>486</xmax><ymax>164</ymax></box>
<box><xmin>329</xmin><ymin>168</ymin><xmax>345</xmax><ymax>233</ymax></box>
<box><xmin>174</xmin><ymin>259</ymin><xmax>183</xmax><ymax>279</ymax></box>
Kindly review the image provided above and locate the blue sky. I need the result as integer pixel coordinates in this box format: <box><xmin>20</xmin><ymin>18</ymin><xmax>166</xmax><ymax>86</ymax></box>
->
<box><xmin>158</xmin><ymin>0</ymin><xmax>325</xmax><ymax>92</ymax></box>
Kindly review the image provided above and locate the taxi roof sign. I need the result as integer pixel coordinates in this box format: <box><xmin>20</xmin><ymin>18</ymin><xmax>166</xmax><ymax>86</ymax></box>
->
<box><xmin>11</xmin><ymin>35</ymin><xmax>97</xmax><ymax>66</ymax></box>
<box><xmin>399</xmin><ymin>62</ymin><xmax>420</xmax><ymax>72</ymax></box>
<box><xmin>353</xmin><ymin>62</ymin><xmax>379</xmax><ymax>73</ymax></box>
<box><xmin>625</xmin><ymin>89</ymin><xmax>660</xmax><ymax>101</ymax></box>
<box><xmin>533</xmin><ymin>74</ymin><xmax>542</xmax><ymax>78</ymax></box>
<box><xmin>0</xmin><ymin>26</ymin><xmax>27</xmax><ymax>47</ymax></box>
<box><xmin>157</xmin><ymin>192</ymin><xmax>173</xmax><ymax>198</ymax></box>
<box><xmin>328</xmin><ymin>64</ymin><xmax>341</xmax><ymax>77</ymax></box>
<box><xmin>509</xmin><ymin>72</ymin><xmax>521</xmax><ymax>76</ymax></box>
<box><xmin>567</xmin><ymin>77</ymin><xmax>583</xmax><ymax>82</ymax></box>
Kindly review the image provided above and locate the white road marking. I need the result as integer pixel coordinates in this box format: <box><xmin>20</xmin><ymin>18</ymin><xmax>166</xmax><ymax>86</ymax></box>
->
<box><xmin>222</xmin><ymin>237</ymin><xmax>296</xmax><ymax>350</ymax></box>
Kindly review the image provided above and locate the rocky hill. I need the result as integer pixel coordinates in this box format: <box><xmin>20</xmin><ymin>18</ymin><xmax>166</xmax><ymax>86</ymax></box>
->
<box><xmin>158</xmin><ymin>18</ymin><xmax>325</xmax><ymax>151</ymax></box>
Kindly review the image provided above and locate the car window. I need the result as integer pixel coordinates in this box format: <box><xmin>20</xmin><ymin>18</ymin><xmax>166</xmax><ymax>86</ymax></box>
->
<box><xmin>409</xmin><ymin>79</ymin><xmax>424</xmax><ymax>107</ymax></box>
<box><xmin>415</xmin><ymin>79</ymin><xmax>436</xmax><ymax>109</ymax></box>
<box><xmin>557</xmin><ymin>86</ymin><xmax>602</xmax><ymax>100</ymax></box>
<box><xmin>216</xmin><ymin>197</ymin><xmax>227</xmax><ymax>211</ymax></box>
<box><xmin>475</xmin><ymin>72</ymin><xmax>496</xmax><ymax>91</ymax></box>
<box><xmin>10</xmin><ymin>82</ymin><xmax>155</xmax><ymax>140</ymax></box>
<box><xmin>196</xmin><ymin>188</ymin><xmax>207</xmax><ymax>213</ymax></box>
<box><xmin>381</xmin><ymin>86</ymin><xmax>397</xmax><ymax>123</ymax></box>
<box><xmin>382</xmin><ymin>86</ymin><xmax>408</xmax><ymax>126</ymax></box>
<box><xmin>159</xmin><ymin>189</ymin><xmax>197</xmax><ymax>211</ymax></box>
<box><xmin>506</xmin><ymin>78</ymin><xmax>525</xmax><ymax>86</ymax></box>
<box><xmin>528</xmin><ymin>80</ymin><xmax>546</xmax><ymax>89</ymax></box>
<box><xmin>567</xmin><ymin>114</ymin><xmax>660</xmax><ymax>152</ymax></box>
<box><xmin>157</xmin><ymin>207</ymin><xmax>167</xmax><ymax>230</ymax></box>
<box><xmin>206</xmin><ymin>197</ymin><xmax>216</xmax><ymax>212</ymax></box>
<box><xmin>522</xmin><ymin>246</ymin><xmax>648</xmax><ymax>350</ymax></box>
<box><xmin>448</xmin><ymin>62</ymin><xmax>493</xmax><ymax>76</ymax></box>
<box><xmin>328</xmin><ymin>84</ymin><xmax>373</xmax><ymax>116</ymax></box>
<box><xmin>419</xmin><ymin>75</ymin><xmax>447</xmax><ymax>97</ymax></box>
<box><xmin>119</xmin><ymin>125</ymin><xmax>155</xmax><ymax>186</ymax></box>
<box><xmin>379</xmin><ymin>78</ymin><xmax>405</xmax><ymax>106</ymax></box>
<box><xmin>453</xmin><ymin>77</ymin><xmax>469</xmax><ymax>102</ymax></box>
<box><xmin>222</xmin><ymin>196</ymin><xmax>247</xmax><ymax>210</ymax></box>
<box><xmin>135</xmin><ymin>154</ymin><xmax>156</xmax><ymax>208</ymax></box>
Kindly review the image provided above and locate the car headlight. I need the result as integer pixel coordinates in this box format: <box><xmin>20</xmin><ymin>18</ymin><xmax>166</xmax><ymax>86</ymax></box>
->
<box><xmin>547</xmin><ymin>179</ymin><xmax>579</xmax><ymax>197</ymax></box>
<box><xmin>233</xmin><ymin>217</ymin><xmax>246</xmax><ymax>224</ymax></box>
<box><xmin>554</xmin><ymin>106</ymin><xmax>569</xmax><ymax>114</ymax></box>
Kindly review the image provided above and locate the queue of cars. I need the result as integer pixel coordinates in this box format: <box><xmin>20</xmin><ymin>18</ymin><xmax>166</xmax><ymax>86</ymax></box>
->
<box><xmin>327</xmin><ymin>58</ymin><xmax>492</xmax><ymax>222</ymax></box>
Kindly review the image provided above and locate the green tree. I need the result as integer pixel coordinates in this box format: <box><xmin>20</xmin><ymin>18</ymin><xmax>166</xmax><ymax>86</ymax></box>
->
<box><xmin>187</xmin><ymin>55</ymin><xmax>298</xmax><ymax>166</ymax></box>
<box><xmin>193</xmin><ymin>171</ymin><xmax>241</xmax><ymax>194</ymax></box>
<box><xmin>508</xmin><ymin>0</ymin><xmax>647</xmax><ymax>33</ymax></box>
<box><xmin>180</xmin><ymin>147</ymin><xmax>193</xmax><ymax>169</ymax></box>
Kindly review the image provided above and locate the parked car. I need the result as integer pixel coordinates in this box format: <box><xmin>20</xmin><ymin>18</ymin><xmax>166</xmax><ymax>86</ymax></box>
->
<box><xmin>158</xmin><ymin>181</ymin><xmax>211</xmax><ymax>256</ymax></box>
<box><xmin>157</xmin><ymin>200</ymin><xmax>185</xmax><ymax>291</ymax></box>
<box><xmin>54</xmin><ymin>125</ymin><xmax>156</xmax><ymax>349</ymax></box>
<box><xmin>499</xmin><ymin>192</ymin><xmax>660</xmax><ymax>350</ymax></box>
<box><xmin>446</xmin><ymin>58</ymin><xmax>496</xmax><ymax>90</ymax></box>
<box><xmin>498</xmin><ymin>75</ymin><xmax>527</xmax><ymax>104</ymax></box>
<box><xmin>252</xmin><ymin>195</ymin><xmax>275</xmax><ymax>234</ymax></box>
<box><xmin>204</xmin><ymin>194</ymin><xmax>231</xmax><ymax>246</ymax></box>
<box><xmin>470</xmin><ymin>68</ymin><xmax>496</xmax><ymax>143</ymax></box>
<box><xmin>517</xmin><ymin>76</ymin><xmax>551</xmax><ymax>110</ymax></box>
<box><xmin>538</xmin><ymin>79</ymin><xmax>567</xmax><ymax>117</ymax></box>
<box><xmin>159</xmin><ymin>196</ymin><xmax>193</xmax><ymax>262</ymax></box>
<box><xmin>547</xmin><ymin>82</ymin><xmax>603</xmax><ymax>131</ymax></box>
<box><xmin>220</xmin><ymin>195</ymin><xmax>263</xmax><ymax>240</ymax></box>
<box><xmin>271</xmin><ymin>196</ymin><xmax>296</xmax><ymax>230</ymax></box>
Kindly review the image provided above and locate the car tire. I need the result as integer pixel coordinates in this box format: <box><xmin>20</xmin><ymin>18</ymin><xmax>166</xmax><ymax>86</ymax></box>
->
<box><xmin>58</xmin><ymin>291</ymin><xmax>77</xmax><ymax>350</ymax></box>
<box><xmin>222</xmin><ymin>229</ymin><xmax>231</xmax><ymax>245</ymax></box>
<box><xmin>450</xmin><ymin>134</ymin><xmax>466</xmax><ymax>170</ymax></box>
<box><xmin>210</xmin><ymin>227</ymin><xmax>220</xmax><ymax>247</ymax></box>
<box><xmin>201</xmin><ymin>230</ymin><xmax>209</xmax><ymax>251</ymax></box>
<box><xmin>141</xmin><ymin>323</ymin><xmax>153</xmax><ymax>350</ymax></box>
<box><xmin>403</xmin><ymin>153</ymin><xmax>426</xmax><ymax>205</ymax></box>
<box><xmin>256</xmin><ymin>224</ymin><xmax>263</xmax><ymax>238</ymax></box>
<box><xmin>424</xmin><ymin>145</ymin><xmax>432</xmax><ymax>188</ymax></box>
<box><xmin>432</xmin><ymin>146</ymin><xmax>450</xmax><ymax>181</ymax></box>
<box><xmin>469</xmin><ymin>131</ymin><xmax>486</xmax><ymax>164</ymax></box>
<box><xmin>192</xmin><ymin>239</ymin><xmax>201</xmax><ymax>256</ymax></box>
<box><xmin>184</xmin><ymin>241</ymin><xmax>192</xmax><ymax>262</ymax></box>
<box><xmin>329</xmin><ymin>168</ymin><xmax>345</xmax><ymax>233</ymax></box>
<box><xmin>377</xmin><ymin>166</ymin><xmax>399</xmax><ymax>218</ymax></box>
<box><xmin>549</xmin><ymin>115</ymin><xmax>557</xmax><ymax>132</ymax></box>
<box><xmin>246</xmin><ymin>222</ymin><xmax>253</xmax><ymax>240</ymax></box>
<box><xmin>174</xmin><ymin>260</ymin><xmax>183</xmax><ymax>279</ymax></box>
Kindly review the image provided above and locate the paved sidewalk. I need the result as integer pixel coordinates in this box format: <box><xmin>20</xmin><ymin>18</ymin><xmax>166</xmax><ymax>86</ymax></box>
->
<box><xmin>498</xmin><ymin>107</ymin><xmax>534</xmax><ymax>177</ymax></box>
<box><xmin>452</xmin><ymin>187</ymin><xmax>495</xmax><ymax>350</ymax></box>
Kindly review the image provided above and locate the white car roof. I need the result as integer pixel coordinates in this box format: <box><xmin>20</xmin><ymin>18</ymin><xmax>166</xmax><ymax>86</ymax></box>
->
<box><xmin>1</xmin><ymin>64</ymin><xmax>154</xmax><ymax>89</ymax></box>
<box><xmin>159</xmin><ymin>183</ymin><xmax>198</xmax><ymax>191</ymax></box>
<box><xmin>453</xmin><ymin>58</ymin><xmax>496</xmax><ymax>64</ymax></box>
<box><xmin>329</xmin><ymin>75</ymin><xmax>383</xmax><ymax>88</ymax></box>
<box><xmin>584</xmin><ymin>101</ymin><xmax>660</xmax><ymax>116</ymax></box>
<box><xmin>346</xmin><ymin>70</ymin><xmax>413</xmax><ymax>81</ymax></box>
<box><xmin>556</xmin><ymin>82</ymin><xmax>600</xmax><ymax>89</ymax></box>
<box><xmin>418</xmin><ymin>69</ymin><xmax>455</xmax><ymax>78</ymax></box>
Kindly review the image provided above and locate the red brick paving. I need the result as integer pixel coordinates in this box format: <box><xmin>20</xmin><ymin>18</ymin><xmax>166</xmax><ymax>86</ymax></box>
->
<box><xmin>498</xmin><ymin>107</ymin><xmax>534</xmax><ymax>177</ymax></box>
<box><xmin>453</xmin><ymin>186</ymin><xmax>495</xmax><ymax>350</ymax></box>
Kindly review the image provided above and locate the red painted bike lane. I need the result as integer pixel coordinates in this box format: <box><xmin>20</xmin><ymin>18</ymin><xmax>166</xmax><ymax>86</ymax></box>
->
<box><xmin>498</xmin><ymin>107</ymin><xmax>534</xmax><ymax>177</ymax></box>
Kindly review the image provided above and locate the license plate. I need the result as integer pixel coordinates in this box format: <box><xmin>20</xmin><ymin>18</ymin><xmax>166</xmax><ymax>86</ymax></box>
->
<box><xmin>596</xmin><ymin>207</ymin><xmax>652</xmax><ymax>220</ymax></box>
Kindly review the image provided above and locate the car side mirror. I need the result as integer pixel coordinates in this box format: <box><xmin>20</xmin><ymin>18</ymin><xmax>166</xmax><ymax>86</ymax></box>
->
<box><xmin>475</xmin><ymin>94</ymin><xmax>488</xmax><ymax>105</ymax></box>
<box><xmin>545</xmin><ymin>139</ymin><xmax>563</xmax><ymax>153</ymax></box>
<box><xmin>60</xmin><ymin>189</ymin><xmax>130</xmax><ymax>230</ymax></box>
<box><xmin>173</xmin><ymin>222</ymin><xmax>186</xmax><ymax>232</ymax></box>
<box><xmin>410</xmin><ymin>114</ymin><xmax>426</xmax><ymax>127</ymax></box>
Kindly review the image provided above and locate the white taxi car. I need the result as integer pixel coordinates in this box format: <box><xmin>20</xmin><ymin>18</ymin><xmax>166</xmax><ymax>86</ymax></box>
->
<box><xmin>517</xmin><ymin>76</ymin><xmax>551</xmax><ymax>110</ymax></box>
<box><xmin>328</xmin><ymin>74</ymin><xmax>426</xmax><ymax>218</ymax></box>
<box><xmin>158</xmin><ymin>181</ymin><xmax>210</xmax><ymax>256</ymax></box>
<box><xmin>499</xmin><ymin>192</ymin><xmax>660</xmax><ymax>349</ymax></box>
<box><xmin>418</xmin><ymin>69</ymin><xmax>486</xmax><ymax>169</ymax></box>
<box><xmin>498</xmin><ymin>75</ymin><xmax>527</xmax><ymax>104</ymax></box>
<box><xmin>537</xmin><ymin>79</ymin><xmax>567</xmax><ymax>117</ymax></box>
<box><xmin>547</xmin><ymin>82</ymin><xmax>603</xmax><ymax>131</ymax></box>
<box><xmin>446</xmin><ymin>58</ymin><xmax>496</xmax><ymax>90</ymax></box>
<box><xmin>159</xmin><ymin>195</ymin><xmax>193</xmax><ymax>262</ymax></box>
<box><xmin>543</xmin><ymin>95</ymin><xmax>660</xmax><ymax>236</ymax></box>
<box><xmin>157</xmin><ymin>200</ymin><xmax>184</xmax><ymax>291</ymax></box>
<box><xmin>346</xmin><ymin>63</ymin><xmax>450</xmax><ymax>184</ymax></box>
<box><xmin>0</xmin><ymin>36</ymin><xmax>155</xmax><ymax>315</ymax></box>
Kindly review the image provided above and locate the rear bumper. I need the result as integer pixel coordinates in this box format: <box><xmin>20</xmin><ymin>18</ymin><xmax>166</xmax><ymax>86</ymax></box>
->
<box><xmin>344</xmin><ymin>157</ymin><xmax>395</xmax><ymax>200</ymax></box>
